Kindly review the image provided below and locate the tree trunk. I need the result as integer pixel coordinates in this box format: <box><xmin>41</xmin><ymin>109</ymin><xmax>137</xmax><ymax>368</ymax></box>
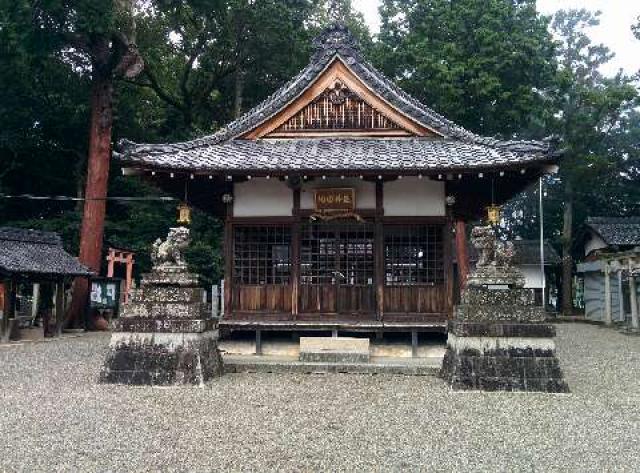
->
<box><xmin>561</xmin><ymin>179</ymin><xmax>574</xmax><ymax>316</ymax></box>
<box><xmin>233</xmin><ymin>68</ymin><xmax>245</xmax><ymax>119</ymax></box>
<box><xmin>68</xmin><ymin>44</ymin><xmax>115</xmax><ymax>326</ymax></box>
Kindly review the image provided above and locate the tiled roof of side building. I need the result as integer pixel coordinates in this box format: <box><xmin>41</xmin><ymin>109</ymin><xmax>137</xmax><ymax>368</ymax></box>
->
<box><xmin>585</xmin><ymin>217</ymin><xmax>640</xmax><ymax>247</ymax></box>
<box><xmin>453</xmin><ymin>239</ymin><xmax>560</xmax><ymax>266</ymax></box>
<box><xmin>0</xmin><ymin>227</ymin><xmax>93</xmax><ymax>277</ymax></box>
<box><xmin>115</xmin><ymin>23</ymin><xmax>558</xmax><ymax>172</ymax></box>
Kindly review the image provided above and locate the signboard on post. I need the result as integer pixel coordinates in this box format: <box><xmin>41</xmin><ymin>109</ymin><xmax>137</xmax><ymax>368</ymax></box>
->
<box><xmin>90</xmin><ymin>277</ymin><xmax>121</xmax><ymax>311</ymax></box>
<box><xmin>314</xmin><ymin>188</ymin><xmax>356</xmax><ymax>212</ymax></box>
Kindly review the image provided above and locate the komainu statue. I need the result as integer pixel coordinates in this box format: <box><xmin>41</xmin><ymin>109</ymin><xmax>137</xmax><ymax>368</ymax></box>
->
<box><xmin>151</xmin><ymin>227</ymin><xmax>190</xmax><ymax>267</ymax></box>
<box><xmin>470</xmin><ymin>225</ymin><xmax>515</xmax><ymax>267</ymax></box>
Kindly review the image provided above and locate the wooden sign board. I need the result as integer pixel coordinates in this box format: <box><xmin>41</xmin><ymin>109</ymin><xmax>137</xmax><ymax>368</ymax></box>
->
<box><xmin>314</xmin><ymin>188</ymin><xmax>355</xmax><ymax>212</ymax></box>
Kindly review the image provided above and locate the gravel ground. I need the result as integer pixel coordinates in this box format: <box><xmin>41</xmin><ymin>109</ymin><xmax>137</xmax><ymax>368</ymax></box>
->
<box><xmin>0</xmin><ymin>324</ymin><xmax>638</xmax><ymax>472</ymax></box>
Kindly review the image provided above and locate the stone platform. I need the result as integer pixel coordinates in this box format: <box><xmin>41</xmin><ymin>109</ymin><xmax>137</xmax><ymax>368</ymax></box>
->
<box><xmin>440</xmin><ymin>227</ymin><xmax>569</xmax><ymax>392</ymax></box>
<box><xmin>100</xmin><ymin>229</ymin><xmax>223</xmax><ymax>386</ymax></box>
<box><xmin>299</xmin><ymin>337</ymin><xmax>370</xmax><ymax>363</ymax></box>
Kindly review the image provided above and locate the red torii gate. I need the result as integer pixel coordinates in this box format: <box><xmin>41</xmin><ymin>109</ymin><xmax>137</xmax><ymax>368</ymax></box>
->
<box><xmin>106</xmin><ymin>248</ymin><xmax>135</xmax><ymax>303</ymax></box>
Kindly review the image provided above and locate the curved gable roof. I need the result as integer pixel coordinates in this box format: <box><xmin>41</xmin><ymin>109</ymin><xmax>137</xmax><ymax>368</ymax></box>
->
<box><xmin>117</xmin><ymin>23</ymin><xmax>557</xmax><ymax>173</ymax></box>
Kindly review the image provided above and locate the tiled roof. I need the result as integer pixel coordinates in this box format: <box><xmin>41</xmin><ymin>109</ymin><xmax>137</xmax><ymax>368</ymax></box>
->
<box><xmin>0</xmin><ymin>228</ymin><xmax>93</xmax><ymax>277</ymax></box>
<box><xmin>512</xmin><ymin>240</ymin><xmax>561</xmax><ymax>266</ymax></box>
<box><xmin>118</xmin><ymin>138</ymin><xmax>554</xmax><ymax>173</ymax></box>
<box><xmin>116</xmin><ymin>23</ymin><xmax>557</xmax><ymax>172</ymax></box>
<box><xmin>455</xmin><ymin>239</ymin><xmax>561</xmax><ymax>266</ymax></box>
<box><xmin>585</xmin><ymin>217</ymin><xmax>640</xmax><ymax>247</ymax></box>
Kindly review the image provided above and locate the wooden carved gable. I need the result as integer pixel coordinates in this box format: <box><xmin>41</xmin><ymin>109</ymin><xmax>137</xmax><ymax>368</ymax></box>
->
<box><xmin>242</xmin><ymin>58</ymin><xmax>437</xmax><ymax>139</ymax></box>
<box><xmin>270</xmin><ymin>81</ymin><xmax>405</xmax><ymax>136</ymax></box>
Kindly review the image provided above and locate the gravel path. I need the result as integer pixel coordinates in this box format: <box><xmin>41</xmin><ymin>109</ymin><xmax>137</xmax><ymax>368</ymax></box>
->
<box><xmin>1</xmin><ymin>324</ymin><xmax>639</xmax><ymax>472</ymax></box>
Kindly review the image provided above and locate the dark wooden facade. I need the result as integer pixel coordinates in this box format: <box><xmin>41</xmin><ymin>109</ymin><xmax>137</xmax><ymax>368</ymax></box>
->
<box><xmin>223</xmin><ymin>181</ymin><xmax>453</xmax><ymax>324</ymax></box>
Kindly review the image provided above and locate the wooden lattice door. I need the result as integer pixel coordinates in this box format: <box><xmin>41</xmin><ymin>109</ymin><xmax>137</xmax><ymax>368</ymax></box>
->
<box><xmin>299</xmin><ymin>221</ymin><xmax>375</xmax><ymax>317</ymax></box>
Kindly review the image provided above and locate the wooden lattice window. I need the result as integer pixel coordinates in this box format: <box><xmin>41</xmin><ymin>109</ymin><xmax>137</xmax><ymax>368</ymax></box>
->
<box><xmin>233</xmin><ymin>225</ymin><xmax>291</xmax><ymax>285</ymax></box>
<box><xmin>384</xmin><ymin>225</ymin><xmax>444</xmax><ymax>286</ymax></box>
<box><xmin>301</xmin><ymin>221</ymin><xmax>375</xmax><ymax>286</ymax></box>
<box><xmin>274</xmin><ymin>81</ymin><xmax>402</xmax><ymax>133</ymax></box>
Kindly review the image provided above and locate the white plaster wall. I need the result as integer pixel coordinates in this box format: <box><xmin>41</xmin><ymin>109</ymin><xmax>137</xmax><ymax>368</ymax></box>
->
<box><xmin>518</xmin><ymin>265</ymin><xmax>544</xmax><ymax>289</ymax></box>
<box><xmin>233</xmin><ymin>178</ymin><xmax>292</xmax><ymax>217</ymax></box>
<box><xmin>584</xmin><ymin>233</ymin><xmax>607</xmax><ymax>257</ymax></box>
<box><xmin>301</xmin><ymin>178</ymin><xmax>375</xmax><ymax>209</ymax></box>
<box><xmin>383</xmin><ymin>177</ymin><xmax>445</xmax><ymax>216</ymax></box>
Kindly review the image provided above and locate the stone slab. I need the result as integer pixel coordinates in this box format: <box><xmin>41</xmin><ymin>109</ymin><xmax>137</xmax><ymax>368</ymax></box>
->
<box><xmin>299</xmin><ymin>337</ymin><xmax>370</xmax><ymax>363</ymax></box>
<box><xmin>454</xmin><ymin>304</ymin><xmax>546</xmax><ymax>323</ymax></box>
<box><xmin>448</xmin><ymin>321</ymin><xmax>556</xmax><ymax>338</ymax></box>
<box><xmin>112</xmin><ymin>318</ymin><xmax>214</xmax><ymax>333</ymax></box>
<box><xmin>225</xmin><ymin>355</ymin><xmax>440</xmax><ymax>376</ymax></box>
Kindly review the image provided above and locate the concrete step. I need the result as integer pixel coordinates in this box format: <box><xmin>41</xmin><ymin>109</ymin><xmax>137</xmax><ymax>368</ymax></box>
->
<box><xmin>299</xmin><ymin>336</ymin><xmax>370</xmax><ymax>363</ymax></box>
<box><xmin>223</xmin><ymin>355</ymin><xmax>442</xmax><ymax>376</ymax></box>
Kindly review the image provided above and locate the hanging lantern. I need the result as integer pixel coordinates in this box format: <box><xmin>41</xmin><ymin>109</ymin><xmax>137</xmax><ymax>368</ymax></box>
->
<box><xmin>177</xmin><ymin>202</ymin><xmax>192</xmax><ymax>225</ymax></box>
<box><xmin>486</xmin><ymin>204</ymin><xmax>501</xmax><ymax>225</ymax></box>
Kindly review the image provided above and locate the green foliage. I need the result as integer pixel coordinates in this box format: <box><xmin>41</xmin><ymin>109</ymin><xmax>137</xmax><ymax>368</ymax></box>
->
<box><xmin>375</xmin><ymin>0</ymin><xmax>557</xmax><ymax>137</ymax></box>
<box><xmin>503</xmin><ymin>9</ymin><xmax>639</xmax><ymax>252</ymax></box>
<box><xmin>0</xmin><ymin>0</ymin><xmax>369</xmax><ymax>286</ymax></box>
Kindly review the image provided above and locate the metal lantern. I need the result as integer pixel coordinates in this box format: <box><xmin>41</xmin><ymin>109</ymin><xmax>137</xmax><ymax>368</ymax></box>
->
<box><xmin>486</xmin><ymin>204</ymin><xmax>501</xmax><ymax>225</ymax></box>
<box><xmin>177</xmin><ymin>202</ymin><xmax>192</xmax><ymax>225</ymax></box>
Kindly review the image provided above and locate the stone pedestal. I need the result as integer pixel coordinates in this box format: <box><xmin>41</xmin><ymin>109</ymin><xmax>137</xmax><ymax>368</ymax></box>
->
<box><xmin>100</xmin><ymin>265</ymin><xmax>223</xmax><ymax>386</ymax></box>
<box><xmin>440</xmin><ymin>259</ymin><xmax>569</xmax><ymax>392</ymax></box>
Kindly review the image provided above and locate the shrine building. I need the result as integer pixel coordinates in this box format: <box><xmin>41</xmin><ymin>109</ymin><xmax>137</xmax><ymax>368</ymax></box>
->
<box><xmin>117</xmin><ymin>23</ymin><xmax>559</xmax><ymax>334</ymax></box>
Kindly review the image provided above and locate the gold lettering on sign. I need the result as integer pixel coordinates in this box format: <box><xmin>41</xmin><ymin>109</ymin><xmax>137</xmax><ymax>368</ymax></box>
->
<box><xmin>314</xmin><ymin>188</ymin><xmax>356</xmax><ymax>212</ymax></box>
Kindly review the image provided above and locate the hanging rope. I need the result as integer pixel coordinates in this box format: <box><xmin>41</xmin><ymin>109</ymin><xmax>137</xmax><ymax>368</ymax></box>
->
<box><xmin>0</xmin><ymin>194</ymin><xmax>176</xmax><ymax>202</ymax></box>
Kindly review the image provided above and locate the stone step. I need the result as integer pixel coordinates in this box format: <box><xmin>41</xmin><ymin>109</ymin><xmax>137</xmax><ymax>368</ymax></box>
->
<box><xmin>224</xmin><ymin>355</ymin><xmax>441</xmax><ymax>376</ymax></box>
<box><xmin>299</xmin><ymin>337</ymin><xmax>370</xmax><ymax>363</ymax></box>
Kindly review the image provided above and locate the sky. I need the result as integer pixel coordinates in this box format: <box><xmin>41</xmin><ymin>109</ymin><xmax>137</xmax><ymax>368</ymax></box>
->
<box><xmin>352</xmin><ymin>0</ymin><xmax>640</xmax><ymax>76</ymax></box>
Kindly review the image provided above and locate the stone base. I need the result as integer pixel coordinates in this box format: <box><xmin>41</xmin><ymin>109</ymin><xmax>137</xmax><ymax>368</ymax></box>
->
<box><xmin>440</xmin><ymin>323</ymin><xmax>569</xmax><ymax>393</ymax></box>
<box><xmin>100</xmin><ymin>331</ymin><xmax>223</xmax><ymax>386</ymax></box>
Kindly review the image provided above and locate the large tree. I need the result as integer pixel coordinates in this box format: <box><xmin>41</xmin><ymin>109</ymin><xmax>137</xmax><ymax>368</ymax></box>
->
<box><xmin>375</xmin><ymin>0</ymin><xmax>557</xmax><ymax>137</ymax></box>
<box><xmin>8</xmin><ymin>0</ymin><xmax>144</xmax><ymax>323</ymax></box>
<box><xmin>502</xmin><ymin>10</ymin><xmax>639</xmax><ymax>313</ymax></box>
<box><xmin>124</xmin><ymin>0</ymin><xmax>371</xmax><ymax>138</ymax></box>
<box><xmin>549</xmin><ymin>9</ymin><xmax>637</xmax><ymax>315</ymax></box>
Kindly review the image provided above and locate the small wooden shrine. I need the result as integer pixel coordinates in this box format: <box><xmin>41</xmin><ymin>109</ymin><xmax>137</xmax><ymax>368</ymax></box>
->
<box><xmin>116</xmin><ymin>23</ymin><xmax>559</xmax><ymax>334</ymax></box>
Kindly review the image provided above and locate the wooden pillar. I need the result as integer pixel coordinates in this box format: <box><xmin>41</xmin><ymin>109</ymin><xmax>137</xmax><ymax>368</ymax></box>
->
<box><xmin>106</xmin><ymin>249</ymin><xmax>115</xmax><ymax>277</ymax></box>
<box><xmin>291</xmin><ymin>188</ymin><xmax>301</xmax><ymax>318</ymax></box>
<box><xmin>375</xmin><ymin>181</ymin><xmax>385</xmax><ymax>321</ymax></box>
<box><xmin>31</xmin><ymin>283</ymin><xmax>40</xmax><ymax>322</ymax></box>
<box><xmin>617</xmin><ymin>270</ymin><xmax>624</xmax><ymax>322</ymax></box>
<box><xmin>454</xmin><ymin>220</ymin><xmax>470</xmax><ymax>290</ymax></box>
<box><xmin>54</xmin><ymin>281</ymin><xmax>65</xmax><ymax>337</ymax></box>
<box><xmin>125</xmin><ymin>253</ymin><xmax>134</xmax><ymax>303</ymax></box>
<box><xmin>444</xmin><ymin>220</ymin><xmax>454</xmax><ymax>317</ymax></box>
<box><xmin>223</xmin><ymin>220</ymin><xmax>233</xmax><ymax>319</ymax></box>
<box><xmin>629</xmin><ymin>260</ymin><xmax>639</xmax><ymax>331</ymax></box>
<box><xmin>604</xmin><ymin>263</ymin><xmax>612</xmax><ymax>325</ymax></box>
<box><xmin>411</xmin><ymin>330</ymin><xmax>418</xmax><ymax>358</ymax></box>
<box><xmin>1</xmin><ymin>279</ymin><xmax>14</xmax><ymax>343</ymax></box>
<box><xmin>223</xmin><ymin>184</ymin><xmax>234</xmax><ymax>319</ymax></box>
